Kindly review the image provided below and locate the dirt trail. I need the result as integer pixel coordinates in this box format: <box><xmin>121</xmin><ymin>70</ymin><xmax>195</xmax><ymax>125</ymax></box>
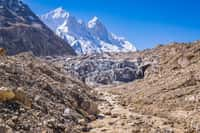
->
<box><xmin>87</xmin><ymin>89</ymin><xmax>183</xmax><ymax>133</ymax></box>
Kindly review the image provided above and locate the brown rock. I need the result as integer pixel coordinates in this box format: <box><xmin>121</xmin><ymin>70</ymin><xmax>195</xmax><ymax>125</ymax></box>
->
<box><xmin>78</xmin><ymin>119</ymin><xmax>86</xmax><ymax>126</ymax></box>
<box><xmin>177</xmin><ymin>56</ymin><xmax>190</xmax><ymax>68</ymax></box>
<box><xmin>0</xmin><ymin>52</ymin><xmax>99</xmax><ymax>132</ymax></box>
<box><xmin>0</xmin><ymin>48</ymin><xmax>6</xmax><ymax>56</ymax></box>
<box><xmin>14</xmin><ymin>87</ymin><xmax>32</xmax><ymax>108</ymax></box>
<box><xmin>0</xmin><ymin>87</ymin><xmax>15</xmax><ymax>102</ymax></box>
<box><xmin>6</xmin><ymin>120</ymin><xmax>15</xmax><ymax>128</ymax></box>
<box><xmin>81</xmin><ymin>101</ymin><xmax>99</xmax><ymax>115</ymax></box>
<box><xmin>104</xmin><ymin>110</ymin><xmax>112</xmax><ymax>116</ymax></box>
<box><xmin>0</xmin><ymin>125</ymin><xmax>13</xmax><ymax>133</ymax></box>
<box><xmin>111</xmin><ymin>113</ymin><xmax>119</xmax><ymax>118</ymax></box>
<box><xmin>88</xmin><ymin>115</ymin><xmax>96</xmax><ymax>121</ymax></box>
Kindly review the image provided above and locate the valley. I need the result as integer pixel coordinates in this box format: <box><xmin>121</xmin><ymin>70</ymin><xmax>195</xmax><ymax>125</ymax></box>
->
<box><xmin>51</xmin><ymin>41</ymin><xmax>200</xmax><ymax>133</ymax></box>
<box><xmin>0</xmin><ymin>0</ymin><xmax>200</xmax><ymax>133</ymax></box>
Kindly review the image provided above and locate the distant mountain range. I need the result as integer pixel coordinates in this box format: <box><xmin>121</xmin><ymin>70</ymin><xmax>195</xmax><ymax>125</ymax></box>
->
<box><xmin>41</xmin><ymin>7</ymin><xmax>136</xmax><ymax>55</ymax></box>
<box><xmin>0</xmin><ymin>0</ymin><xmax>75</xmax><ymax>56</ymax></box>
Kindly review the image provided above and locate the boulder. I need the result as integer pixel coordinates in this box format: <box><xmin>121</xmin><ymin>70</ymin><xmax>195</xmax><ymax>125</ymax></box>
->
<box><xmin>0</xmin><ymin>87</ymin><xmax>15</xmax><ymax>102</ymax></box>
<box><xmin>0</xmin><ymin>48</ymin><xmax>6</xmax><ymax>56</ymax></box>
<box><xmin>81</xmin><ymin>101</ymin><xmax>99</xmax><ymax>115</ymax></box>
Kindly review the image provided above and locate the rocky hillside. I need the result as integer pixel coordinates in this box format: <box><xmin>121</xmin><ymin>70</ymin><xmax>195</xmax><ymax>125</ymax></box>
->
<box><xmin>0</xmin><ymin>0</ymin><xmax>76</xmax><ymax>56</ymax></box>
<box><xmin>95</xmin><ymin>41</ymin><xmax>200</xmax><ymax>132</ymax></box>
<box><xmin>46</xmin><ymin>41</ymin><xmax>200</xmax><ymax>133</ymax></box>
<box><xmin>0</xmin><ymin>52</ymin><xmax>99</xmax><ymax>132</ymax></box>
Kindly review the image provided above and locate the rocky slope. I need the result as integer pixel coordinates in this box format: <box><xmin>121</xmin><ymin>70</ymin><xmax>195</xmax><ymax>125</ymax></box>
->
<box><xmin>88</xmin><ymin>41</ymin><xmax>200</xmax><ymax>133</ymax></box>
<box><xmin>0</xmin><ymin>0</ymin><xmax>75</xmax><ymax>56</ymax></box>
<box><xmin>0</xmin><ymin>52</ymin><xmax>99</xmax><ymax>133</ymax></box>
<box><xmin>40</xmin><ymin>7</ymin><xmax>136</xmax><ymax>55</ymax></box>
<box><xmin>47</xmin><ymin>41</ymin><xmax>200</xmax><ymax>133</ymax></box>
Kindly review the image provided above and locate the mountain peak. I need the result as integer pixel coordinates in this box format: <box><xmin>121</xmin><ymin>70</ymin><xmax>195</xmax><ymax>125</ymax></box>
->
<box><xmin>91</xmin><ymin>16</ymin><xmax>99</xmax><ymax>22</ymax></box>
<box><xmin>54</xmin><ymin>7</ymin><xmax>64</xmax><ymax>12</ymax></box>
<box><xmin>41</xmin><ymin>10</ymin><xmax>136</xmax><ymax>55</ymax></box>
<box><xmin>40</xmin><ymin>7</ymin><xmax>71</xmax><ymax>31</ymax></box>
<box><xmin>51</xmin><ymin>7</ymin><xmax>69</xmax><ymax>19</ymax></box>
<box><xmin>88</xmin><ymin>16</ymin><xmax>102</xmax><ymax>28</ymax></box>
<box><xmin>41</xmin><ymin>7</ymin><xmax>70</xmax><ymax>21</ymax></box>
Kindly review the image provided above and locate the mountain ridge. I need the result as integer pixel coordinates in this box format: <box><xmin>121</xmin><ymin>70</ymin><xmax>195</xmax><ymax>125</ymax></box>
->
<box><xmin>40</xmin><ymin>7</ymin><xmax>136</xmax><ymax>55</ymax></box>
<box><xmin>0</xmin><ymin>0</ymin><xmax>76</xmax><ymax>56</ymax></box>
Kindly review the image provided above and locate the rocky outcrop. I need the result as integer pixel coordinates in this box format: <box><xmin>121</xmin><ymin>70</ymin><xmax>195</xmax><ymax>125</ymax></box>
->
<box><xmin>0</xmin><ymin>52</ymin><xmax>99</xmax><ymax>132</ymax></box>
<box><xmin>0</xmin><ymin>0</ymin><xmax>76</xmax><ymax>56</ymax></box>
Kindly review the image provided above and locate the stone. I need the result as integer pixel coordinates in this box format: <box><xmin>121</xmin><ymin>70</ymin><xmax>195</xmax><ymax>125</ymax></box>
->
<box><xmin>104</xmin><ymin>110</ymin><xmax>111</xmax><ymax>116</ymax></box>
<box><xmin>78</xmin><ymin>119</ymin><xmax>86</xmax><ymax>125</ymax></box>
<box><xmin>178</xmin><ymin>56</ymin><xmax>190</xmax><ymax>68</ymax></box>
<box><xmin>81</xmin><ymin>101</ymin><xmax>99</xmax><ymax>115</ymax></box>
<box><xmin>0</xmin><ymin>125</ymin><xmax>13</xmax><ymax>133</ymax></box>
<box><xmin>41</xmin><ymin>130</ymin><xmax>47</xmax><ymax>133</ymax></box>
<box><xmin>0</xmin><ymin>48</ymin><xmax>6</xmax><ymax>56</ymax></box>
<box><xmin>88</xmin><ymin>115</ymin><xmax>96</xmax><ymax>121</ymax></box>
<box><xmin>6</xmin><ymin>120</ymin><xmax>15</xmax><ymax>128</ymax></box>
<box><xmin>0</xmin><ymin>87</ymin><xmax>15</xmax><ymax>102</ymax></box>
<box><xmin>97</xmin><ymin>114</ymin><xmax>105</xmax><ymax>119</ymax></box>
<box><xmin>14</xmin><ymin>87</ymin><xmax>32</xmax><ymax>108</ymax></box>
<box><xmin>111</xmin><ymin>113</ymin><xmax>119</xmax><ymax>118</ymax></box>
<box><xmin>34</xmin><ymin>95</ymin><xmax>40</xmax><ymax>102</ymax></box>
<box><xmin>63</xmin><ymin>108</ymin><xmax>71</xmax><ymax>117</ymax></box>
<box><xmin>82</xmin><ymin>126</ymin><xmax>92</xmax><ymax>132</ymax></box>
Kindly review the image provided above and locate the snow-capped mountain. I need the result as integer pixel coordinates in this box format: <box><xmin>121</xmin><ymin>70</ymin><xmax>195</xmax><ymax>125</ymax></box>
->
<box><xmin>40</xmin><ymin>7</ymin><xmax>136</xmax><ymax>55</ymax></box>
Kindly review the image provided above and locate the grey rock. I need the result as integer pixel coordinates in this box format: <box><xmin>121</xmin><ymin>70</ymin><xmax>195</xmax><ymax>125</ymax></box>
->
<box><xmin>63</xmin><ymin>54</ymin><xmax>150</xmax><ymax>86</ymax></box>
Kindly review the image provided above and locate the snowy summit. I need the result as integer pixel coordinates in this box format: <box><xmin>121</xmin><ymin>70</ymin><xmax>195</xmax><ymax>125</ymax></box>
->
<box><xmin>40</xmin><ymin>7</ymin><xmax>137</xmax><ymax>55</ymax></box>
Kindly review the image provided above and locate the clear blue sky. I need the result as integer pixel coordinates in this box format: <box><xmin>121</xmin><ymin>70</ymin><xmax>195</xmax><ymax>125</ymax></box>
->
<box><xmin>23</xmin><ymin>0</ymin><xmax>200</xmax><ymax>50</ymax></box>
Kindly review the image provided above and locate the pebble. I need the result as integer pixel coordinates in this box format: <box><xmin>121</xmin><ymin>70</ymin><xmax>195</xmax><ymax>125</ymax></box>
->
<box><xmin>11</xmin><ymin>116</ymin><xmax>18</xmax><ymax>121</ymax></box>
<box><xmin>88</xmin><ymin>115</ymin><xmax>96</xmax><ymax>121</ymax></box>
<box><xmin>78</xmin><ymin>119</ymin><xmax>86</xmax><ymax>125</ymax></box>
<box><xmin>63</xmin><ymin>108</ymin><xmax>71</xmax><ymax>116</ymax></box>
<box><xmin>104</xmin><ymin>110</ymin><xmax>111</xmax><ymax>116</ymax></box>
<box><xmin>97</xmin><ymin>114</ymin><xmax>105</xmax><ymax>119</ymax></box>
<box><xmin>34</xmin><ymin>95</ymin><xmax>40</xmax><ymax>102</ymax></box>
<box><xmin>111</xmin><ymin>113</ymin><xmax>118</xmax><ymax>118</ymax></box>
<box><xmin>6</xmin><ymin>120</ymin><xmax>15</xmax><ymax>128</ymax></box>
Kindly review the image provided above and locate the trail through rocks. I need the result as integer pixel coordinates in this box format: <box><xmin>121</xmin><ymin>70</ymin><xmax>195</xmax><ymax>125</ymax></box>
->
<box><xmin>87</xmin><ymin>88</ymin><xmax>184</xmax><ymax>133</ymax></box>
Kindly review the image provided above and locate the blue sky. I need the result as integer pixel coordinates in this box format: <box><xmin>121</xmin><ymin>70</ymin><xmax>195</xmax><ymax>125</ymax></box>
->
<box><xmin>23</xmin><ymin>0</ymin><xmax>200</xmax><ymax>50</ymax></box>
